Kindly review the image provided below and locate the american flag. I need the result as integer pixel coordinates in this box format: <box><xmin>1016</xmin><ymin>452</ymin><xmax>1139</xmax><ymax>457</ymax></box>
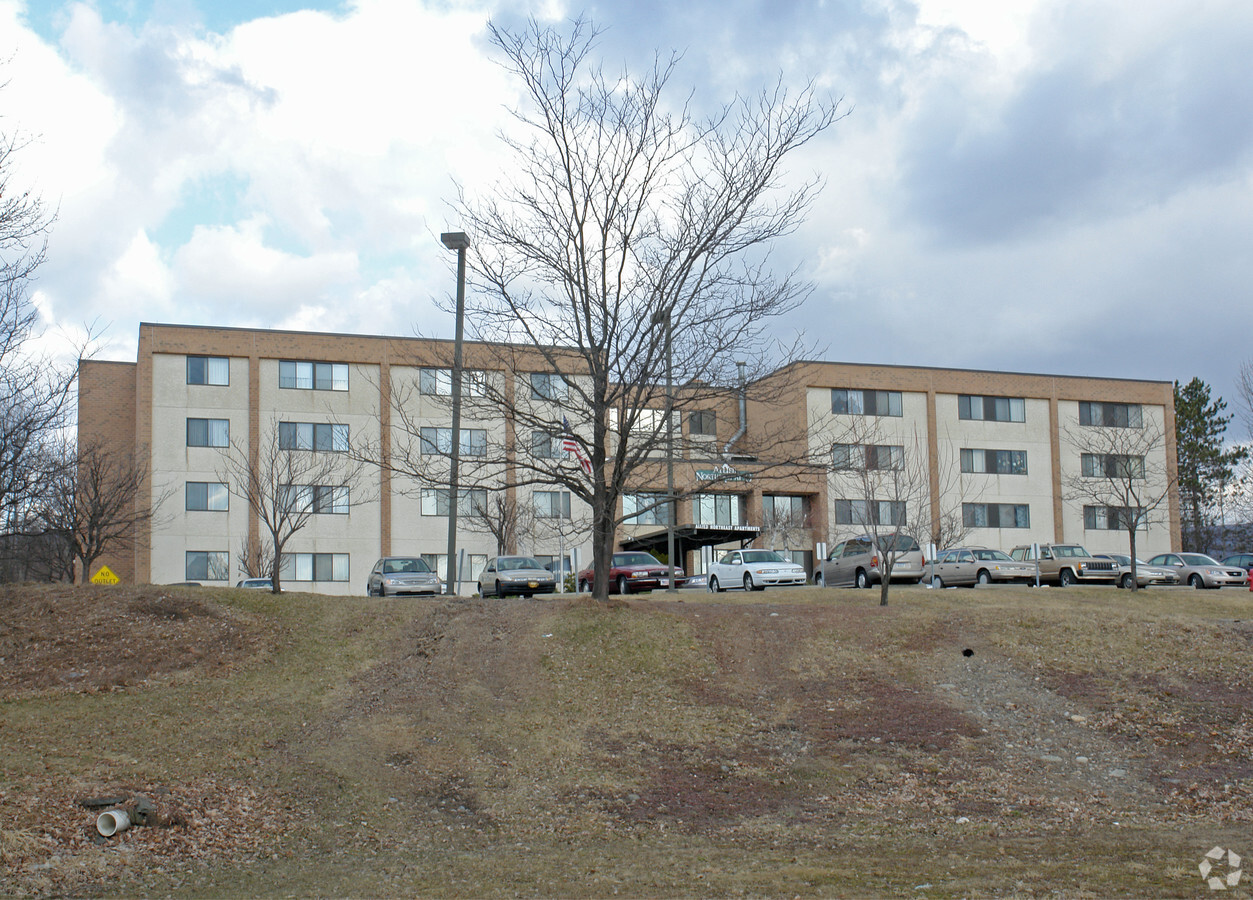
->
<box><xmin>562</xmin><ymin>416</ymin><xmax>593</xmax><ymax>475</ymax></box>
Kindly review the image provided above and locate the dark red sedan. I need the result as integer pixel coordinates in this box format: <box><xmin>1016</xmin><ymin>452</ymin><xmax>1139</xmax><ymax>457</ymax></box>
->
<box><xmin>577</xmin><ymin>552</ymin><xmax>686</xmax><ymax>594</ymax></box>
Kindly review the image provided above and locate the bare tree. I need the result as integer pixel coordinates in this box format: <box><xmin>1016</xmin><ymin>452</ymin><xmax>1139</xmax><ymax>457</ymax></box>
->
<box><xmin>217</xmin><ymin>419</ymin><xmax>373</xmax><ymax>593</ymax></box>
<box><xmin>444</xmin><ymin>17</ymin><xmax>843</xmax><ymax>602</ymax></box>
<box><xmin>33</xmin><ymin>438</ymin><xmax>168</xmax><ymax>583</ymax></box>
<box><xmin>824</xmin><ymin>418</ymin><xmax>932</xmax><ymax>606</ymax></box>
<box><xmin>1063</xmin><ymin>421</ymin><xmax>1175</xmax><ymax>590</ymax></box>
<box><xmin>461</xmin><ymin>491</ymin><xmax>534</xmax><ymax>557</ymax></box>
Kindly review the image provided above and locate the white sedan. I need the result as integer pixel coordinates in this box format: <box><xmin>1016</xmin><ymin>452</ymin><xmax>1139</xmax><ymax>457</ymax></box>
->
<box><xmin>707</xmin><ymin>549</ymin><xmax>808</xmax><ymax>592</ymax></box>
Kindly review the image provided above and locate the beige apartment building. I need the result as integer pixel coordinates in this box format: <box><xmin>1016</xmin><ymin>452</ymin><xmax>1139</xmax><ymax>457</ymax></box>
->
<box><xmin>78</xmin><ymin>323</ymin><xmax>1180</xmax><ymax>592</ymax></box>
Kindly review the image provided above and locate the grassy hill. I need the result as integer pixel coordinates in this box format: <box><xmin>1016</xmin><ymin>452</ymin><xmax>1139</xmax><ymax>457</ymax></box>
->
<box><xmin>2</xmin><ymin>581</ymin><xmax>1251</xmax><ymax>896</ymax></box>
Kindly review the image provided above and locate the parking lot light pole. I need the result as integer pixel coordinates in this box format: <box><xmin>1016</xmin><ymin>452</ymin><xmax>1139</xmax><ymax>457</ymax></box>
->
<box><xmin>651</xmin><ymin>307</ymin><xmax>676</xmax><ymax>593</ymax></box>
<box><xmin>441</xmin><ymin>231</ymin><xmax>470</xmax><ymax>595</ymax></box>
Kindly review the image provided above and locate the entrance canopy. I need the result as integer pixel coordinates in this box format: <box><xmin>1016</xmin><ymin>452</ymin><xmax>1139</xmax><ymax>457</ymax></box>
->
<box><xmin>620</xmin><ymin>524</ymin><xmax>761</xmax><ymax>561</ymax></box>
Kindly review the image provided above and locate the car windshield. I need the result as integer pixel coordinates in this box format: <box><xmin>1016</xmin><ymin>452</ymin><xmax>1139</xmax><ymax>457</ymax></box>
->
<box><xmin>742</xmin><ymin>550</ymin><xmax>786</xmax><ymax>563</ymax></box>
<box><xmin>384</xmin><ymin>558</ymin><xmax>431</xmax><ymax>574</ymax></box>
<box><xmin>499</xmin><ymin>557</ymin><xmax>543</xmax><ymax>571</ymax></box>
<box><xmin>614</xmin><ymin>553</ymin><xmax>661</xmax><ymax>567</ymax></box>
<box><xmin>1180</xmin><ymin>553</ymin><xmax>1220</xmax><ymax>566</ymax></box>
<box><xmin>1053</xmin><ymin>545</ymin><xmax>1091</xmax><ymax>558</ymax></box>
<box><xmin>971</xmin><ymin>549</ymin><xmax>1012</xmax><ymax>561</ymax></box>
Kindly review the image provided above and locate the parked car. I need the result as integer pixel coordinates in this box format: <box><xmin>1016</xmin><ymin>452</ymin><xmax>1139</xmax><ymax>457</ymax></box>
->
<box><xmin>682</xmin><ymin>573</ymin><xmax>709</xmax><ymax>591</ymax></box>
<box><xmin>577</xmin><ymin>552</ymin><xmax>686</xmax><ymax>594</ymax></box>
<box><xmin>1093</xmin><ymin>554</ymin><xmax>1179</xmax><ymax>589</ymax></box>
<box><xmin>925</xmin><ymin>547</ymin><xmax>1034</xmax><ymax>587</ymax></box>
<box><xmin>815</xmin><ymin>534</ymin><xmax>926</xmax><ymax>588</ymax></box>
<box><xmin>478</xmin><ymin>556</ymin><xmax>557</xmax><ymax>598</ymax></box>
<box><xmin>236</xmin><ymin>577</ymin><xmax>276</xmax><ymax>590</ymax></box>
<box><xmin>1145</xmin><ymin>553</ymin><xmax>1249</xmax><ymax>589</ymax></box>
<box><xmin>707</xmin><ymin>549</ymin><xmax>807</xmax><ymax>592</ymax></box>
<box><xmin>366</xmin><ymin>557</ymin><xmax>443</xmax><ymax>596</ymax></box>
<box><xmin>1008</xmin><ymin>543</ymin><xmax>1118</xmax><ymax>586</ymax></box>
<box><xmin>1220</xmin><ymin>553</ymin><xmax>1253</xmax><ymax>573</ymax></box>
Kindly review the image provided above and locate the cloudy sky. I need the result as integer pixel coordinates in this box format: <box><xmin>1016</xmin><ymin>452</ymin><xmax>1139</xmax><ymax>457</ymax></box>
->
<box><xmin>4</xmin><ymin>0</ymin><xmax>1252</xmax><ymax>417</ymax></box>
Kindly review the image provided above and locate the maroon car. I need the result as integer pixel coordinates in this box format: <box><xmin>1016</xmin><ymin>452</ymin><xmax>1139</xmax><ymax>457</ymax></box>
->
<box><xmin>577</xmin><ymin>552</ymin><xmax>687</xmax><ymax>594</ymax></box>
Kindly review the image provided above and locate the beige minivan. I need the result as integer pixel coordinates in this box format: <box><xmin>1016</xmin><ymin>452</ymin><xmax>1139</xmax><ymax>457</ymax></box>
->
<box><xmin>816</xmin><ymin>534</ymin><xmax>926</xmax><ymax>588</ymax></box>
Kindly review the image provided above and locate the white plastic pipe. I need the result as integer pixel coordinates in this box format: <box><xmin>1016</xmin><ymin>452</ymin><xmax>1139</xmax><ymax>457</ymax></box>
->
<box><xmin>96</xmin><ymin>809</ymin><xmax>131</xmax><ymax>836</ymax></box>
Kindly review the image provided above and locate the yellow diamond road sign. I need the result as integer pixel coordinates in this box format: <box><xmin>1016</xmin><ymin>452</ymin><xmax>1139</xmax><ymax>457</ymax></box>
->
<box><xmin>91</xmin><ymin>566</ymin><xmax>119</xmax><ymax>585</ymax></box>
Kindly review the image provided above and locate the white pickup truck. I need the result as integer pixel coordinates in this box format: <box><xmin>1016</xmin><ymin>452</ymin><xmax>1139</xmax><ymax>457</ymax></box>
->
<box><xmin>707</xmin><ymin>549</ymin><xmax>808</xmax><ymax>592</ymax></box>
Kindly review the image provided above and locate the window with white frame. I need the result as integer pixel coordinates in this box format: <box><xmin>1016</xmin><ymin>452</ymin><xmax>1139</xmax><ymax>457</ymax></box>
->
<box><xmin>422</xmin><ymin>553</ymin><xmax>487</xmax><ymax>583</ymax></box>
<box><xmin>186</xmin><ymin>550</ymin><xmax>229</xmax><ymax>581</ymax></box>
<box><xmin>962</xmin><ymin>502</ymin><xmax>1031</xmax><ymax>528</ymax></box>
<box><xmin>279</xmin><ymin>360</ymin><xmax>349</xmax><ymax>391</ymax></box>
<box><xmin>187</xmin><ymin>418</ymin><xmax>229</xmax><ymax>448</ymax></box>
<box><xmin>693</xmin><ymin>493</ymin><xmax>744</xmax><ymax>526</ymax></box>
<box><xmin>186</xmin><ymin>482</ymin><xmax>228</xmax><ymax>511</ymax></box>
<box><xmin>762</xmin><ymin>494</ymin><xmax>807</xmax><ymax>523</ymax></box>
<box><xmin>187</xmin><ymin>356</ymin><xmax>229</xmax><ymax>385</ymax></box>
<box><xmin>830</xmin><ymin>389</ymin><xmax>902</xmax><ymax>417</ymax></box>
<box><xmin>419</xmin><ymin>427</ymin><xmax>487</xmax><ymax>457</ymax></box>
<box><xmin>529</xmin><ymin>372</ymin><xmax>568</xmax><ymax>401</ymax></box>
<box><xmin>960</xmin><ymin>448</ymin><xmax>1028</xmax><ymax>475</ymax></box>
<box><xmin>281</xmin><ymin>484</ymin><xmax>350</xmax><ymax>515</ymax></box>
<box><xmin>623</xmin><ymin>492</ymin><xmax>674</xmax><ymax>525</ymax></box>
<box><xmin>419</xmin><ymin>488</ymin><xmax>488</xmax><ymax>517</ymax></box>
<box><xmin>419</xmin><ymin>368</ymin><xmax>487</xmax><ymax>397</ymax></box>
<box><xmin>1079</xmin><ymin>401</ymin><xmax>1143</xmax><ymax>428</ymax></box>
<box><xmin>832</xmin><ymin>443</ymin><xmax>903</xmax><ymax>470</ymax></box>
<box><xmin>535</xmin><ymin>490</ymin><xmax>572</xmax><ymax>519</ymax></box>
<box><xmin>280</xmin><ymin>552</ymin><xmax>350</xmax><ymax>582</ymax></box>
<box><xmin>1081</xmin><ymin>453</ymin><xmax>1146</xmax><ymax>479</ymax></box>
<box><xmin>1084</xmin><ymin>505</ymin><xmax>1140</xmax><ymax>530</ymax></box>
<box><xmin>531</xmin><ymin>431</ymin><xmax>562</xmax><ymax>458</ymax></box>
<box><xmin>278</xmin><ymin>422</ymin><xmax>349</xmax><ymax>452</ymax></box>
<box><xmin>958</xmin><ymin>395</ymin><xmax>1026</xmax><ymax>423</ymax></box>
<box><xmin>834</xmin><ymin>499</ymin><xmax>906</xmax><ymax>526</ymax></box>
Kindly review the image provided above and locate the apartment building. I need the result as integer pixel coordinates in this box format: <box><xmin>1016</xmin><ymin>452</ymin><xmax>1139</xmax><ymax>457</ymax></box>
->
<box><xmin>78</xmin><ymin>323</ymin><xmax>1179</xmax><ymax>591</ymax></box>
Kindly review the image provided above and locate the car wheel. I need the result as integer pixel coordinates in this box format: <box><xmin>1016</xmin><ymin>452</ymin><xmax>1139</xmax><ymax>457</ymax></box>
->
<box><xmin>814</xmin><ymin>572</ymin><xmax>824</xmax><ymax>588</ymax></box>
<box><xmin>855</xmin><ymin>569</ymin><xmax>869</xmax><ymax>589</ymax></box>
<box><xmin>977</xmin><ymin>570</ymin><xmax>992</xmax><ymax>585</ymax></box>
<box><xmin>931</xmin><ymin>575</ymin><xmax>943</xmax><ymax>589</ymax></box>
<box><xmin>1059</xmin><ymin>568</ymin><xmax>1076</xmax><ymax>587</ymax></box>
<box><xmin>743</xmin><ymin>573</ymin><xmax>755</xmax><ymax>592</ymax></box>
<box><xmin>578</xmin><ymin>579</ymin><xmax>589</xmax><ymax>593</ymax></box>
<box><xmin>710</xmin><ymin>575</ymin><xmax>723</xmax><ymax>593</ymax></box>
<box><xmin>617</xmin><ymin>575</ymin><xmax>629</xmax><ymax>595</ymax></box>
<box><xmin>1120</xmin><ymin>573</ymin><xmax>1135</xmax><ymax>590</ymax></box>
<box><xmin>1189</xmin><ymin>574</ymin><xmax>1204</xmax><ymax>589</ymax></box>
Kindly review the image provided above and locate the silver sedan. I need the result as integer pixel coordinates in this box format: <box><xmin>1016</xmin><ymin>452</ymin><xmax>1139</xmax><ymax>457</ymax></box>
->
<box><xmin>478</xmin><ymin>556</ymin><xmax>557</xmax><ymax>598</ymax></box>
<box><xmin>1146</xmin><ymin>553</ymin><xmax>1249</xmax><ymax>589</ymax></box>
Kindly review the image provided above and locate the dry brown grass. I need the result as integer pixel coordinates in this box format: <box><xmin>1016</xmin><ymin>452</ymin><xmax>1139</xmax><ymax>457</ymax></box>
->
<box><xmin>2</xmin><ymin>581</ymin><xmax>1251</xmax><ymax>897</ymax></box>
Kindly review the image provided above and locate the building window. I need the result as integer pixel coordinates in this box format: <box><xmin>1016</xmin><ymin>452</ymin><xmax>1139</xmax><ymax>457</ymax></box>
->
<box><xmin>422</xmin><ymin>553</ymin><xmax>487</xmax><ymax>583</ymax></box>
<box><xmin>689</xmin><ymin>410</ymin><xmax>716</xmax><ymax>436</ymax></box>
<box><xmin>834</xmin><ymin>499</ymin><xmax>906</xmax><ymax>526</ymax></box>
<box><xmin>281</xmin><ymin>485</ymin><xmax>350</xmax><ymax>515</ymax></box>
<box><xmin>187</xmin><ymin>418</ymin><xmax>229</xmax><ymax>448</ymax></box>
<box><xmin>187</xmin><ymin>356</ymin><xmax>229</xmax><ymax>385</ymax></box>
<box><xmin>278</xmin><ymin>422</ymin><xmax>349</xmax><ymax>452</ymax></box>
<box><xmin>418</xmin><ymin>427</ymin><xmax>488</xmax><ymax>457</ymax></box>
<box><xmin>832</xmin><ymin>443</ymin><xmax>903</xmax><ymax>470</ymax></box>
<box><xmin>419</xmin><ymin>488</ymin><xmax>488</xmax><ymax>517</ymax></box>
<box><xmin>535</xmin><ymin>490</ymin><xmax>572</xmax><ymax>519</ymax></box>
<box><xmin>279</xmin><ymin>360</ymin><xmax>349</xmax><ymax>391</ymax></box>
<box><xmin>960</xmin><ymin>448</ymin><xmax>1028</xmax><ymax>475</ymax></box>
<box><xmin>186</xmin><ymin>482</ymin><xmax>229</xmax><ymax>511</ymax></box>
<box><xmin>693</xmin><ymin>493</ymin><xmax>744</xmax><ymax>526</ymax></box>
<box><xmin>958</xmin><ymin>395</ymin><xmax>1026</xmax><ymax>423</ymax></box>
<box><xmin>1079</xmin><ymin>401</ymin><xmax>1142</xmax><ymax>428</ymax></box>
<box><xmin>419</xmin><ymin>368</ymin><xmax>487</xmax><ymax>397</ymax></box>
<box><xmin>530</xmin><ymin>372</ymin><xmax>568</xmax><ymax>401</ymax></box>
<box><xmin>830</xmin><ymin>389</ymin><xmax>902</xmax><ymax>417</ymax></box>
<box><xmin>962</xmin><ymin>503</ymin><xmax>1031</xmax><ymax>528</ymax></box>
<box><xmin>1084</xmin><ymin>505</ymin><xmax>1139</xmax><ymax>530</ymax></box>
<box><xmin>280</xmin><ymin>552</ymin><xmax>349</xmax><ymax>582</ymax></box>
<box><xmin>531</xmin><ymin>431</ymin><xmax>562</xmax><ymax>458</ymax></box>
<box><xmin>186</xmin><ymin>550</ymin><xmax>229</xmax><ymax>581</ymax></box>
<box><xmin>762</xmin><ymin>494</ymin><xmax>806</xmax><ymax>522</ymax></box>
<box><xmin>623</xmin><ymin>492</ymin><xmax>674</xmax><ymax>525</ymax></box>
<box><xmin>1081</xmin><ymin>453</ymin><xmax>1146</xmax><ymax>479</ymax></box>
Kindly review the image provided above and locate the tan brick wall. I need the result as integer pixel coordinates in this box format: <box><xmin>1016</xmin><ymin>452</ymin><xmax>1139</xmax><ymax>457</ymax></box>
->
<box><xmin>77</xmin><ymin>359</ymin><xmax>138</xmax><ymax>582</ymax></box>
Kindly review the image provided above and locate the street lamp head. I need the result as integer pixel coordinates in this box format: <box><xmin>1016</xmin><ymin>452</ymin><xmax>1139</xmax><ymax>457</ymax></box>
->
<box><xmin>441</xmin><ymin>232</ymin><xmax>470</xmax><ymax>251</ymax></box>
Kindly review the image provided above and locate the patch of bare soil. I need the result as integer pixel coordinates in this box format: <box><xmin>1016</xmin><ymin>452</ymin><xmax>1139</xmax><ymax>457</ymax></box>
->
<box><xmin>0</xmin><ymin>584</ymin><xmax>273</xmax><ymax>696</ymax></box>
